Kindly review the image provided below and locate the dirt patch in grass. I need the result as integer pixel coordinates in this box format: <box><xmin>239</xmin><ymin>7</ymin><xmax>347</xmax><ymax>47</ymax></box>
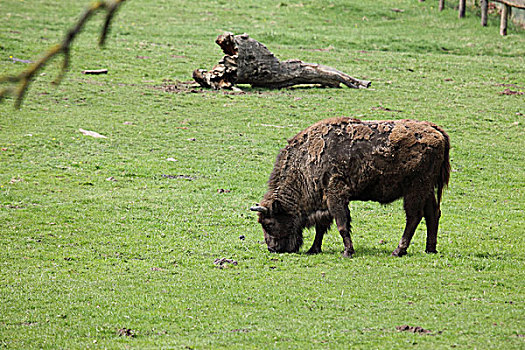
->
<box><xmin>153</xmin><ymin>80</ymin><xmax>247</xmax><ymax>95</ymax></box>
<box><xmin>0</xmin><ymin>204</ymin><xmax>25</xmax><ymax>209</ymax></box>
<box><xmin>371</xmin><ymin>105</ymin><xmax>403</xmax><ymax>113</ymax></box>
<box><xmin>495</xmin><ymin>83</ymin><xmax>524</xmax><ymax>96</ymax></box>
<box><xmin>229</xmin><ymin>328</ymin><xmax>250</xmax><ymax>333</ymax></box>
<box><xmin>214</xmin><ymin>257</ymin><xmax>238</xmax><ymax>268</ymax></box>
<box><xmin>395</xmin><ymin>325</ymin><xmax>433</xmax><ymax>334</ymax></box>
<box><xmin>161</xmin><ymin>174</ymin><xmax>197</xmax><ymax>181</ymax></box>
<box><xmin>153</xmin><ymin>80</ymin><xmax>320</xmax><ymax>96</ymax></box>
<box><xmin>117</xmin><ymin>328</ymin><xmax>135</xmax><ymax>337</ymax></box>
<box><xmin>499</xmin><ymin>88</ymin><xmax>524</xmax><ymax>96</ymax></box>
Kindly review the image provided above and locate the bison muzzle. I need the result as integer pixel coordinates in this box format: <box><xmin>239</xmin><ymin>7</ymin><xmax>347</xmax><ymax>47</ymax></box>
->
<box><xmin>251</xmin><ymin>117</ymin><xmax>450</xmax><ymax>257</ymax></box>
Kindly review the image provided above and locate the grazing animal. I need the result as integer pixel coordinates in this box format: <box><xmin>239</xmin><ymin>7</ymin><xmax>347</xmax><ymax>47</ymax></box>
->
<box><xmin>251</xmin><ymin>117</ymin><xmax>450</xmax><ymax>257</ymax></box>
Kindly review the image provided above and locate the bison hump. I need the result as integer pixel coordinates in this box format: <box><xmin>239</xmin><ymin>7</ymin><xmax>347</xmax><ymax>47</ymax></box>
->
<box><xmin>389</xmin><ymin>120</ymin><xmax>444</xmax><ymax>148</ymax></box>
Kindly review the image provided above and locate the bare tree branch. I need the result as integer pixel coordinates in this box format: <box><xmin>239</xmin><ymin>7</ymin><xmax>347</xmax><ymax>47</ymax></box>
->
<box><xmin>0</xmin><ymin>0</ymin><xmax>127</xmax><ymax>109</ymax></box>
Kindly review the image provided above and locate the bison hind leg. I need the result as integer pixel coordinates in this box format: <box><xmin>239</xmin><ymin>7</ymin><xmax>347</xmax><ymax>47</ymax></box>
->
<box><xmin>424</xmin><ymin>195</ymin><xmax>440</xmax><ymax>254</ymax></box>
<box><xmin>392</xmin><ymin>192</ymin><xmax>427</xmax><ymax>257</ymax></box>
<box><xmin>326</xmin><ymin>178</ymin><xmax>354</xmax><ymax>257</ymax></box>
<box><xmin>331</xmin><ymin>204</ymin><xmax>354</xmax><ymax>258</ymax></box>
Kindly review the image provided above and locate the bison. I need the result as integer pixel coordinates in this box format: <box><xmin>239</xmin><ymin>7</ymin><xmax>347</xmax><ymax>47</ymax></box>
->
<box><xmin>251</xmin><ymin>117</ymin><xmax>450</xmax><ymax>257</ymax></box>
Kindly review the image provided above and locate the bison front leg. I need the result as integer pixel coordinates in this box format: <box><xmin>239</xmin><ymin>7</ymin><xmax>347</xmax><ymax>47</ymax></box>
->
<box><xmin>306</xmin><ymin>221</ymin><xmax>332</xmax><ymax>255</ymax></box>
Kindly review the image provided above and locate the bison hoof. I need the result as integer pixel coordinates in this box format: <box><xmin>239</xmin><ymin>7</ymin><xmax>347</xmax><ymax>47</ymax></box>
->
<box><xmin>306</xmin><ymin>247</ymin><xmax>322</xmax><ymax>255</ymax></box>
<box><xmin>391</xmin><ymin>248</ymin><xmax>407</xmax><ymax>257</ymax></box>
<box><xmin>425</xmin><ymin>249</ymin><xmax>438</xmax><ymax>254</ymax></box>
<box><xmin>342</xmin><ymin>250</ymin><xmax>354</xmax><ymax>258</ymax></box>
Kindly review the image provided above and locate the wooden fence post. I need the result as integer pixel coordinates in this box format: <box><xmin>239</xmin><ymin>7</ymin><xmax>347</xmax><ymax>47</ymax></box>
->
<box><xmin>459</xmin><ymin>0</ymin><xmax>466</xmax><ymax>17</ymax></box>
<box><xmin>481</xmin><ymin>0</ymin><xmax>488</xmax><ymax>26</ymax></box>
<box><xmin>500</xmin><ymin>4</ymin><xmax>510</xmax><ymax>35</ymax></box>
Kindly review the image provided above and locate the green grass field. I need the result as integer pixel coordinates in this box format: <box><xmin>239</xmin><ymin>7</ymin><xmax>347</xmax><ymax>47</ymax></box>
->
<box><xmin>1</xmin><ymin>0</ymin><xmax>524</xmax><ymax>348</ymax></box>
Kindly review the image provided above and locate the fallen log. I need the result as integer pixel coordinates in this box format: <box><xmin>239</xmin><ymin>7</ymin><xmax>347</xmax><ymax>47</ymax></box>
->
<box><xmin>193</xmin><ymin>33</ymin><xmax>371</xmax><ymax>90</ymax></box>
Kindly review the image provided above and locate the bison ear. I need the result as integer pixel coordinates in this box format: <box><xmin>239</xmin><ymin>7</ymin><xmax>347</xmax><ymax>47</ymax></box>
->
<box><xmin>250</xmin><ymin>205</ymin><xmax>268</xmax><ymax>214</ymax></box>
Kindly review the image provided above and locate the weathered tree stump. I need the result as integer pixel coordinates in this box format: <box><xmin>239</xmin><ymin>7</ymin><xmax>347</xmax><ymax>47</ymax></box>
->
<box><xmin>193</xmin><ymin>33</ymin><xmax>371</xmax><ymax>90</ymax></box>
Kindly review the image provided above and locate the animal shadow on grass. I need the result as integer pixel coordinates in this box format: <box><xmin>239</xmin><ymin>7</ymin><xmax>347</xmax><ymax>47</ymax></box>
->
<box><xmin>300</xmin><ymin>245</ymin><xmax>393</xmax><ymax>258</ymax></box>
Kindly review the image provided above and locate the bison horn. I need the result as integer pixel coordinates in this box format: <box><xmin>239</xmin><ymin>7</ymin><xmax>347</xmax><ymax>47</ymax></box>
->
<box><xmin>250</xmin><ymin>205</ymin><xmax>268</xmax><ymax>213</ymax></box>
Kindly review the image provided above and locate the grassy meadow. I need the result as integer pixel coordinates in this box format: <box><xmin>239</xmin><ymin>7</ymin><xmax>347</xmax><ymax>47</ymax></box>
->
<box><xmin>1</xmin><ymin>0</ymin><xmax>524</xmax><ymax>348</ymax></box>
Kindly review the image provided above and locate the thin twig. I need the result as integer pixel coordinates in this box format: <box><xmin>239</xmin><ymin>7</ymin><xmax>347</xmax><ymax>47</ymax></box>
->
<box><xmin>0</xmin><ymin>0</ymin><xmax>127</xmax><ymax>109</ymax></box>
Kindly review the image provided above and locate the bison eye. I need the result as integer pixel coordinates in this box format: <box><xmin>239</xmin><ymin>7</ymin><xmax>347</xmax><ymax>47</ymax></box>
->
<box><xmin>262</xmin><ymin>222</ymin><xmax>274</xmax><ymax>231</ymax></box>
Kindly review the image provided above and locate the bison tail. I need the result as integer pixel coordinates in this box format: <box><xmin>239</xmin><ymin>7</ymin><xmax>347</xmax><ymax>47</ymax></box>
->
<box><xmin>435</xmin><ymin>125</ymin><xmax>451</xmax><ymax>206</ymax></box>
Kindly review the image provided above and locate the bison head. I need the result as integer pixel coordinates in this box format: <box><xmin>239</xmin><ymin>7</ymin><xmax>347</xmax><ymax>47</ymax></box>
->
<box><xmin>251</xmin><ymin>200</ymin><xmax>303</xmax><ymax>253</ymax></box>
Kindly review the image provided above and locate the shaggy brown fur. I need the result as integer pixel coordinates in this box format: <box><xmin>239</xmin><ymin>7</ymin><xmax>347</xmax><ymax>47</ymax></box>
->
<box><xmin>251</xmin><ymin>117</ymin><xmax>450</xmax><ymax>257</ymax></box>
